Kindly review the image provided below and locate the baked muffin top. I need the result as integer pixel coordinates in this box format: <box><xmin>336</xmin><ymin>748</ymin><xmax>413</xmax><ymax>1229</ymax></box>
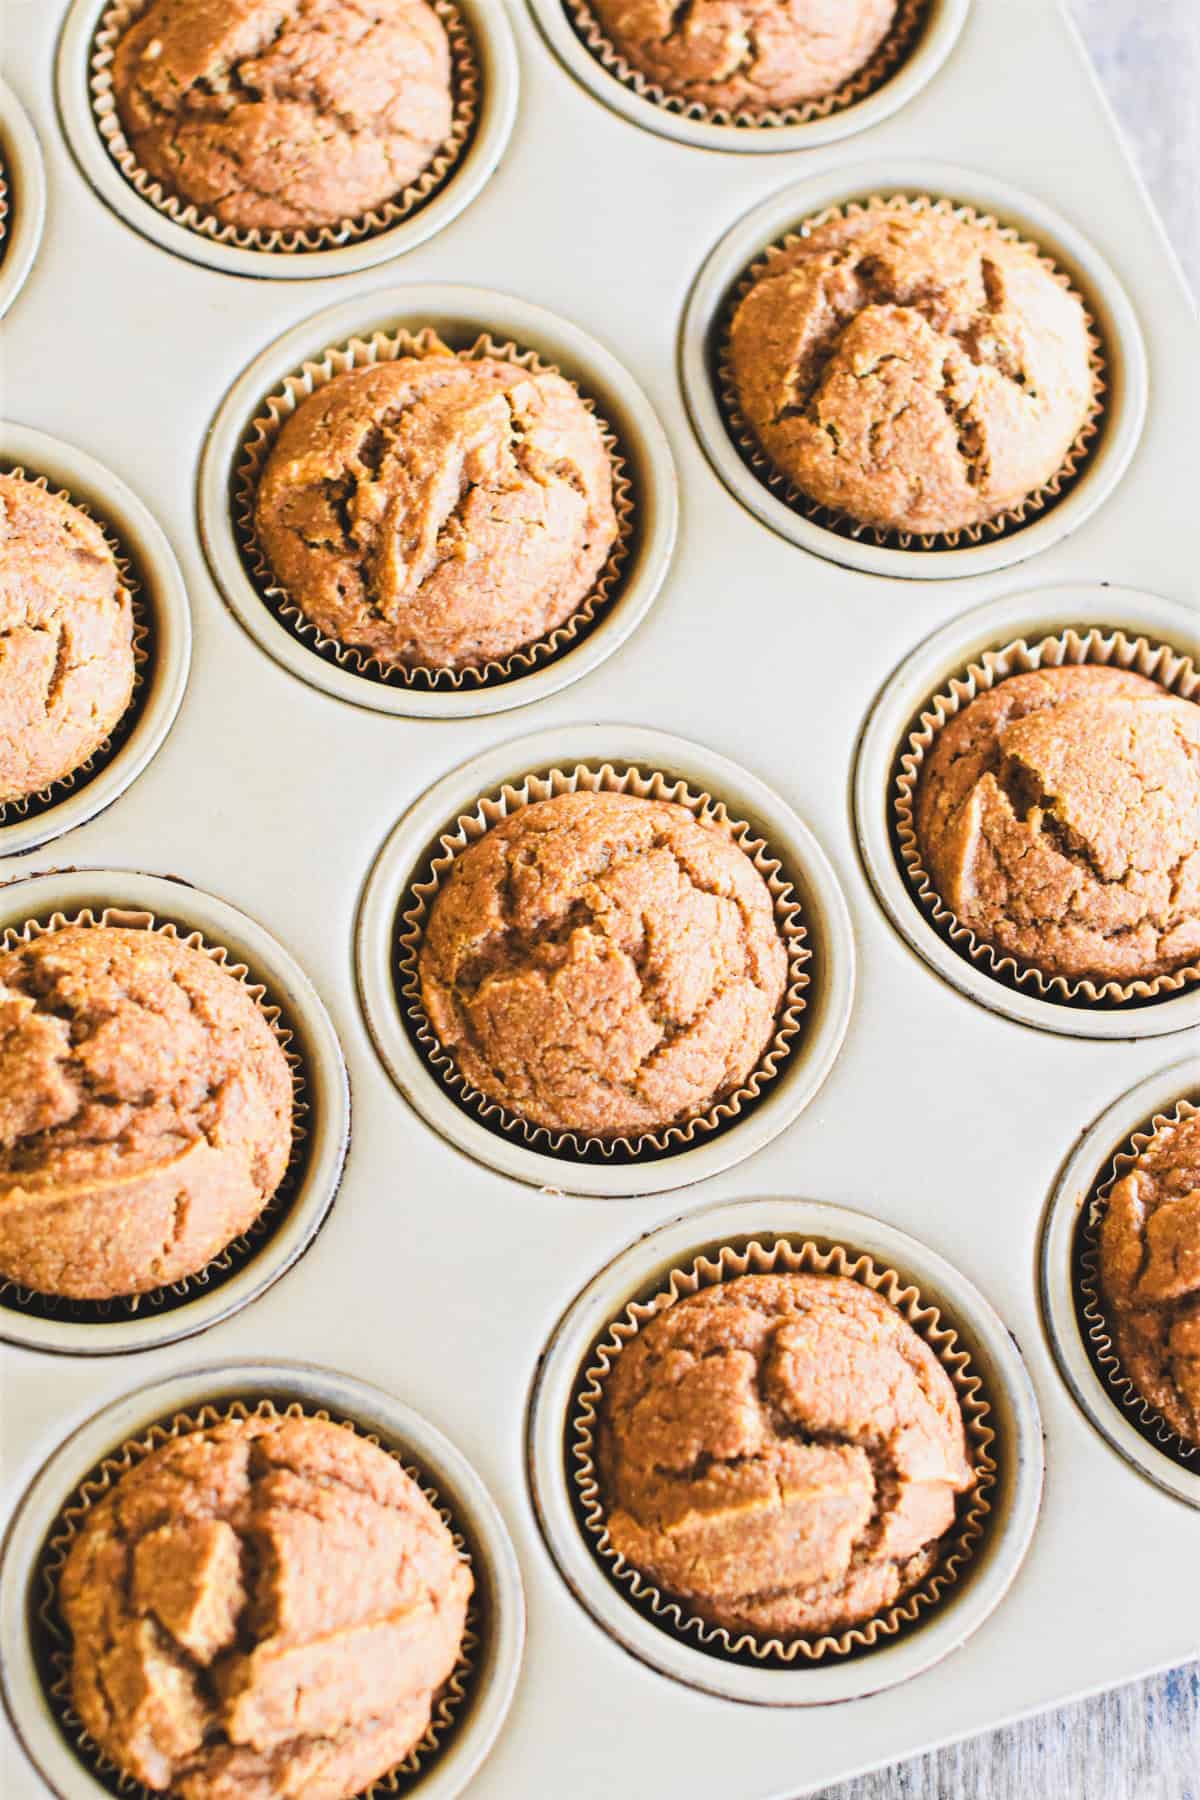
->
<box><xmin>597</xmin><ymin>1273</ymin><xmax>974</xmax><ymax>1639</ymax></box>
<box><xmin>728</xmin><ymin>206</ymin><xmax>1095</xmax><ymax>536</ymax></box>
<box><xmin>418</xmin><ymin>790</ymin><xmax>789</xmax><ymax>1140</ymax></box>
<box><xmin>0</xmin><ymin>926</ymin><xmax>293</xmax><ymax>1301</ymax></box>
<box><xmin>587</xmin><ymin>0</ymin><xmax>898</xmax><ymax>112</ymax></box>
<box><xmin>60</xmin><ymin>1412</ymin><xmax>472</xmax><ymax>1799</ymax></box>
<box><xmin>913</xmin><ymin>664</ymin><xmax>1200</xmax><ymax>986</ymax></box>
<box><xmin>0</xmin><ymin>474</ymin><xmax>135</xmax><ymax>807</ymax></box>
<box><xmin>111</xmin><ymin>0</ymin><xmax>453</xmax><ymax>233</ymax></box>
<box><xmin>255</xmin><ymin>351</ymin><xmax>619</xmax><ymax>673</ymax></box>
<box><xmin>1098</xmin><ymin>1108</ymin><xmax>1200</xmax><ymax>1446</ymax></box>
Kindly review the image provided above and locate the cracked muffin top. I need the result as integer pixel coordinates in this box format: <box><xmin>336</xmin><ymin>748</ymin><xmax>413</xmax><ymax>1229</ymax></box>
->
<box><xmin>60</xmin><ymin>1411</ymin><xmax>473</xmax><ymax>1799</ymax></box>
<box><xmin>1098</xmin><ymin>1107</ymin><xmax>1200</xmax><ymax>1447</ymax></box>
<box><xmin>913</xmin><ymin>664</ymin><xmax>1200</xmax><ymax>986</ymax></box>
<box><xmin>255</xmin><ymin>350</ymin><xmax>619</xmax><ymax>673</ymax></box>
<box><xmin>596</xmin><ymin>1273</ymin><xmax>974</xmax><ymax>1640</ymax></box>
<box><xmin>0</xmin><ymin>474</ymin><xmax>136</xmax><ymax>808</ymax></box>
<box><xmin>0</xmin><ymin>926</ymin><xmax>293</xmax><ymax>1301</ymax></box>
<box><xmin>587</xmin><ymin>1</ymin><xmax>899</xmax><ymax>113</ymax></box>
<box><xmin>110</xmin><ymin>0</ymin><xmax>454</xmax><ymax>234</ymax></box>
<box><xmin>728</xmin><ymin>205</ymin><xmax>1095</xmax><ymax>536</ymax></box>
<box><xmin>417</xmin><ymin>790</ymin><xmax>789</xmax><ymax>1140</ymax></box>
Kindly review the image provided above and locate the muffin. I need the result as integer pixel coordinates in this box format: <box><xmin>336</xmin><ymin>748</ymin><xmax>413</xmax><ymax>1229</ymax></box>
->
<box><xmin>0</xmin><ymin>926</ymin><xmax>293</xmax><ymax>1300</ymax></box>
<box><xmin>1098</xmin><ymin>1108</ymin><xmax>1200</xmax><ymax>1447</ymax></box>
<box><xmin>110</xmin><ymin>0</ymin><xmax>454</xmax><ymax>233</ymax></box>
<box><xmin>728</xmin><ymin>204</ymin><xmax>1095</xmax><ymax>536</ymax></box>
<box><xmin>59</xmin><ymin>1411</ymin><xmax>473</xmax><ymax>1798</ymax></box>
<box><xmin>596</xmin><ymin>1273</ymin><xmax>974</xmax><ymax>1639</ymax></box>
<box><xmin>585</xmin><ymin>0</ymin><xmax>899</xmax><ymax>112</ymax></box>
<box><xmin>417</xmin><ymin>789</ymin><xmax>789</xmax><ymax>1139</ymax></box>
<box><xmin>0</xmin><ymin>473</ymin><xmax>136</xmax><ymax>806</ymax></box>
<box><xmin>913</xmin><ymin>664</ymin><xmax>1200</xmax><ymax>985</ymax></box>
<box><xmin>255</xmin><ymin>350</ymin><xmax>619</xmax><ymax>673</ymax></box>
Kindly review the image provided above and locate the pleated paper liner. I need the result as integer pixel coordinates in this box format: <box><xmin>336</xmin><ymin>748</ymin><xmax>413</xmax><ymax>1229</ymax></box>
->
<box><xmin>233</xmin><ymin>328</ymin><xmax>635</xmax><ymax>694</ymax></box>
<box><xmin>0</xmin><ymin>465</ymin><xmax>150</xmax><ymax>830</ymax></box>
<box><xmin>394</xmin><ymin>759</ymin><xmax>810</xmax><ymax>1165</ymax></box>
<box><xmin>714</xmin><ymin>194</ymin><xmax>1107</xmax><ymax>552</ymax></box>
<box><xmin>0</xmin><ymin>906</ymin><xmax>311</xmax><ymax>1326</ymax></box>
<box><xmin>1075</xmin><ymin>1096</ymin><xmax>1200</xmax><ymax>1470</ymax></box>
<box><xmin>564</xmin><ymin>0</ymin><xmax>929</xmax><ymax>128</ymax></box>
<box><xmin>891</xmin><ymin>625</ymin><xmax>1200</xmax><ymax>1008</ymax></box>
<box><xmin>88</xmin><ymin>0</ymin><xmax>479</xmax><ymax>253</ymax></box>
<box><xmin>32</xmin><ymin>1397</ymin><xmax>478</xmax><ymax>1800</ymax></box>
<box><xmin>569</xmin><ymin>1235</ymin><xmax>995</xmax><ymax>1667</ymax></box>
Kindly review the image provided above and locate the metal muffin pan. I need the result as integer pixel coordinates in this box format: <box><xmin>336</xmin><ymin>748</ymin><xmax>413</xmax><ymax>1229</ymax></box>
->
<box><xmin>0</xmin><ymin>1360</ymin><xmax>525</xmax><ymax>1800</ymax></box>
<box><xmin>54</xmin><ymin>0</ymin><xmax>519</xmax><ymax>280</ymax></box>
<box><xmin>2</xmin><ymin>1</ymin><xmax>1200</xmax><ymax>1794</ymax></box>
<box><xmin>0</xmin><ymin>78</ymin><xmax>46</xmax><ymax>322</ymax></box>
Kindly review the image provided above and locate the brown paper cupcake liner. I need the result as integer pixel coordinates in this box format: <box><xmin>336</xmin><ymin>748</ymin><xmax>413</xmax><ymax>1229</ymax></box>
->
<box><xmin>570</xmin><ymin>1235</ymin><xmax>995</xmax><ymax>1665</ymax></box>
<box><xmin>0</xmin><ymin>906</ymin><xmax>310</xmax><ymax>1325</ymax></box>
<box><xmin>394</xmin><ymin>759</ymin><xmax>810</xmax><ymax>1163</ymax></box>
<box><xmin>33</xmin><ymin>1396</ymin><xmax>478</xmax><ymax>1798</ymax></box>
<box><xmin>0</xmin><ymin>466</ymin><xmax>151</xmax><ymax>828</ymax></box>
<box><xmin>565</xmin><ymin>0</ymin><xmax>929</xmax><ymax>129</ymax></box>
<box><xmin>892</xmin><ymin>625</ymin><xmax>1200</xmax><ymax>1005</ymax></box>
<box><xmin>0</xmin><ymin>154</ymin><xmax>9</xmax><ymax>265</ymax></box>
<box><xmin>233</xmin><ymin>328</ymin><xmax>635</xmax><ymax>693</ymax></box>
<box><xmin>1076</xmin><ymin>1096</ymin><xmax>1200</xmax><ymax>1469</ymax></box>
<box><xmin>716</xmin><ymin>195</ymin><xmax>1106</xmax><ymax>551</ymax></box>
<box><xmin>88</xmin><ymin>0</ymin><xmax>478</xmax><ymax>254</ymax></box>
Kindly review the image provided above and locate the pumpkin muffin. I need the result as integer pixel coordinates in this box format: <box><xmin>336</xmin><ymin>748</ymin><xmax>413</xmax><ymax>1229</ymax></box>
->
<box><xmin>913</xmin><ymin>664</ymin><xmax>1200</xmax><ymax>985</ymax></box>
<box><xmin>418</xmin><ymin>790</ymin><xmax>788</xmax><ymax>1140</ymax></box>
<box><xmin>0</xmin><ymin>926</ymin><xmax>293</xmax><ymax>1301</ymax></box>
<box><xmin>596</xmin><ymin>1272</ymin><xmax>974</xmax><ymax>1639</ymax></box>
<box><xmin>728</xmin><ymin>204</ymin><xmax>1095</xmax><ymax>536</ymax></box>
<box><xmin>59</xmin><ymin>1411</ymin><xmax>473</xmax><ymax>1799</ymax></box>
<box><xmin>1098</xmin><ymin>1107</ymin><xmax>1200</xmax><ymax>1447</ymax></box>
<box><xmin>110</xmin><ymin>0</ymin><xmax>454</xmax><ymax>233</ymax></box>
<box><xmin>586</xmin><ymin>0</ymin><xmax>899</xmax><ymax>112</ymax></box>
<box><xmin>255</xmin><ymin>350</ymin><xmax>619</xmax><ymax>673</ymax></box>
<box><xmin>0</xmin><ymin>474</ymin><xmax>136</xmax><ymax>807</ymax></box>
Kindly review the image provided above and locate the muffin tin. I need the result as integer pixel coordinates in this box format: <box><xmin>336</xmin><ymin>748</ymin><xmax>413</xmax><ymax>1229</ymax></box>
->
<box><xmin>1</xmin><ymin>2</ymin><xmax>1198</xmax><ymax>1796</ymax></box>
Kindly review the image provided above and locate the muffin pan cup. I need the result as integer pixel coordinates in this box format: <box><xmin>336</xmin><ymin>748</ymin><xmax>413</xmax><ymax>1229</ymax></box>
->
<box><xmin>680</xmin><ymin>159</ymin><xmax>1147</xmax><ymax>577</ymax></box>
<box><xmin>1039</xmin><ymin>1059</ymin><xmax>1200</xmax><ymax>1511</ymax></box>
<box><xmin>0</xmin><ymin>78</ymin><xmax>46</xmax><ymax>322</ymax></box>
<box><xmin>0</xmin><ymin>871</ymin><xmax>350</xmax><ymax>1358</ymax></box>
<box><xmin>527</xmin><ymin>1198</ymin><xmax>1043</xmax><ymax>1704</ymax></box>
<box><xmin>0</xmin><ymin>1361</ymin><xmax>525</xmax><ymax>1800</ymax></box>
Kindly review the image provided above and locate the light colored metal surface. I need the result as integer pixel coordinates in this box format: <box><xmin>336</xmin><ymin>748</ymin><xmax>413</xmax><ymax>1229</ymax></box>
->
<box><xmin>0</xmin><ymin>79</ymin><xmax>45</xmax><ymax>322</ymax></box>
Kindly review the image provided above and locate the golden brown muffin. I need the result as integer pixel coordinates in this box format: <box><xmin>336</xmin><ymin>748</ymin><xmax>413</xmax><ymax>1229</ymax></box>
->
<box><xmin>597</xmin><ymin>1273</ymin><xmax>974</xmax><ymax>1639</ymax></box>
<box><xmin>111</xmin><ymin>0</ymin><xmax>453</xmax><ymax>233</ymax></box>
<box><xmin>0</xmin><ymin>926</ymin><xmax>293</xmax><ymax>1301</ymax></box>
<box><xmin>587</xmin><ymin>0</ymin><xmax>898</xmax><ymax>111</ymax></box>
<box><xmin>255</xmin><ymin>351</ymin><xmax>619</xmax><ymax>673</ymax></box>
<box><xmin>418</xmin><ymin>790</ymin><xmax>789</xmax><ymax>1140</ymax></box>
<box><xmin>728</xmin><ymin>205</ymin><xmax>1095</xmax><ymax>536</ymax></box>
<box><xmin>60</xmin><ymin>1412</ymin><xmax>473</xmax><ymax>1799</ymax></box>
<box><xmin>0</xmin><ymin>474</ymin><xmax>136</xmax><ymax>807</ymax></box>
<box><xmin>913</xmin><ymin>664</ymin><xmax>1200</xmax><ymax>986</ymax></box>
<box><xmin>1098</xmin><ymin>1108</ymin><xmax>1200</xmax><ymax>1446</ymax></box>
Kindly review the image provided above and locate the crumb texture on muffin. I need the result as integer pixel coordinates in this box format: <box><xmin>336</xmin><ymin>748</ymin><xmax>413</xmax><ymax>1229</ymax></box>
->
<box><xmin>110</xmin><ymin>0</ymin><xmax>454</xmax><ymax>233</ymax></box>
<box><xmin>596</xmin><ymin>1272</ymin><xmax>974</xmax><ymax>1639</ymax></box>
<box><xmin>0</xmin><ymin>926</ymin><xmax>294</xmax><ymax>1300</ymax></box>
<box><xmin>1098</xmin><ymin>1109</ymin><xmax>1200</xmax><ymax>1446</ymax></box>
<box><xmin>60</xmin><ymin>1413</ymin><xmax>473</xmax><ymax>1798</ymax></box>
<box><xmin>913</xmin><ymin>664</ymin><xmax>1200</xmax><ymax>985</ymax></box>
<box><xmin>728</xmin><ymin>206</ymin><xmax>1095</xmax><ymax>536</ymax></box>
<box><xmin>255</xmin><ymin>351</ymin><xmax>619</xmax><ymax>673</ymax></box>
<box><xmin>586</xmin><ymin>0</ymin><xmax>898</xmax><ymax>111</ymax></box>
<box><xmin>417</xmin><ymin>790</ymin><xmax>789</xmax><ymax>1140</ymax></box>
<box><xmin>0</xmin><ymin>474</ymin><xmax>136</xmax><ymax>806</ymax></box>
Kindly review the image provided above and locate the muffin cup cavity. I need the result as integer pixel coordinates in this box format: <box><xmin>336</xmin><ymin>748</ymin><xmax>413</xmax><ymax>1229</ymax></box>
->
<box><xmin>571</xmin><ymin>1235</ymin><xmax>994</xmax><ymax>1666</ymax></box>
<box><xmin>0</xmin><ymin>79</ymin><xmax>46</xmax><ymax>321</ymax></box>
<box><xmin>234</xmin><ymin>327</ymin><xmax>634</xmax><ymax>696</ymax></box>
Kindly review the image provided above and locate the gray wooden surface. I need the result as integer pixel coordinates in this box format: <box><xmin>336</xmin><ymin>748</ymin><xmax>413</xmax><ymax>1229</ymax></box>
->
<box><xmin>820</xmin><ymin>3</ymin><xmax>1199</xmax><ymax>1796</ymax></box>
